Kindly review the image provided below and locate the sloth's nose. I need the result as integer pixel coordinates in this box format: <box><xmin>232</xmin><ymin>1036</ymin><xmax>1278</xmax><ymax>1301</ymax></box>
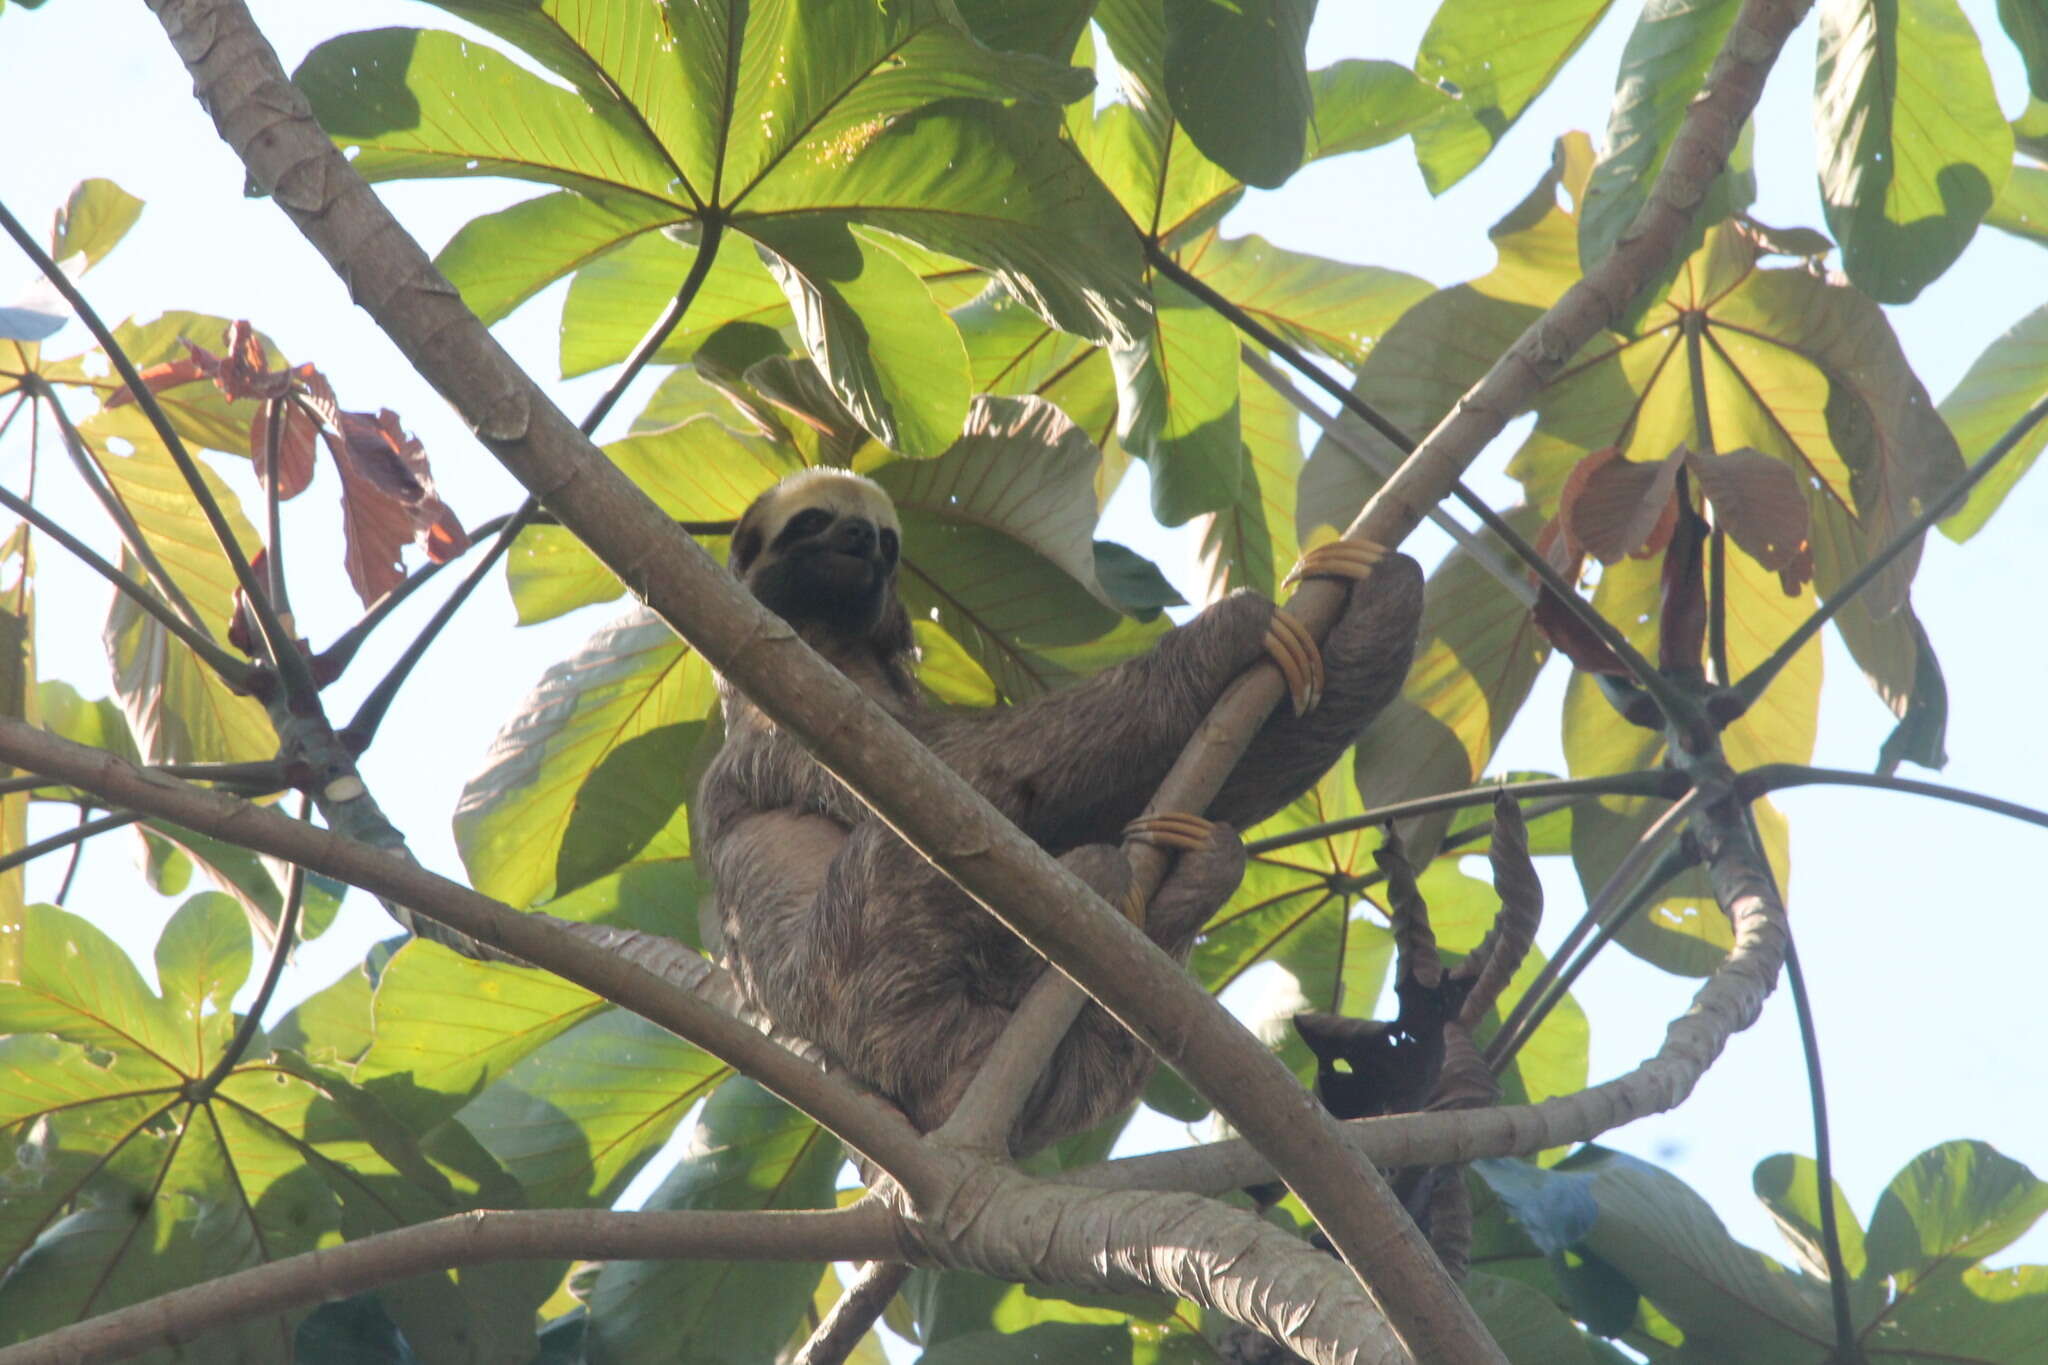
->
<box><xmin>832</xmin><ymin>518</ymin><xmax>878</xmax><ymax>558</ymax></box>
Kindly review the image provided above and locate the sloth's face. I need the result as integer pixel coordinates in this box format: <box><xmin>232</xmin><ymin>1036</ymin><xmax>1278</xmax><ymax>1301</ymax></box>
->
<box><xmin>731</xmin><ymin>474</ymin><xmax>901</xmax><ymax>638</ymax></box>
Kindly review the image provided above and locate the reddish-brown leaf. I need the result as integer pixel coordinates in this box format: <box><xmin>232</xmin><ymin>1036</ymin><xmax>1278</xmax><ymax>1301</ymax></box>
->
<box><xmin>323</xmin><ymin>409</ymin><xmax>469</xmax><ymax>604</ymax></box>
<box><xmin>247</xmin><ymin>396</ymin><xmax>320</xmax><ymax>500</ymax></box>
<box><xmin>1686</xmin><ymin>446</ymin><xmax>1813</xmax><ymax>593</ymax></box>
<box><xmin>105</xmin><ymin>342</ymin><xmax>215</xmax><ymax>407</ymax></box>
<box><xmin>1528</xmin><ymin>519</ymin><xmax>1628</xmax><ymax>675</ymax></box>
<box><xmin>1561</xmin><ymin>444</ymin><xmax>1684</xmax><ymax>564</ymax></box>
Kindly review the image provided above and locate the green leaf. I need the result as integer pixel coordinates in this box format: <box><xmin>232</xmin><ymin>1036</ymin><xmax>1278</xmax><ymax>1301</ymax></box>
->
<box><xmin>454</xmin><ymin>610</ymin><xmax>717</xmax><ymax>908</ymax></box>
<box><xmin>750</xmin><ymin>219</ymin><xmax>970</xmax><ymax>456</ymax></box>
<box><xmin>585</xmin><ymin>1079</ymin><xmax>840</xmax><ymax>1365</ymax></box>
<box><xmin>1198</xmin><ymin>764</ymin><xmax>1395</xmax><ymax>1032</ymax></box>
<box><xmin>561</xmin><ymin>229</ymin><xmax>797</xmax><ymax>378</ymax></box>
<box><xmin>1161</xmin><ymin>0</ymin><xmax>1314</xmax><ymax>189</ymax></box>
<box><xmin>439</xmin><ymin>190</ymin><xmax>682</xmax><ymax>328</ymax></box>
<box><xmin>105</xmin><ymin>568</ymin><xmax>273</xmax><ymax>767</ymax></box>
<box><xmin>1864</xmin><ymin>1141</ymin><xmax>2048</xmax><ymax>1292</ymax></box>
<box><xmin>461</xmin><ymin>1009</ymin><xmax>729</xmax><ymax>1208</ymax></box>
<box><xmin>2001</xmin><ymin>0</ymin><xmax>2048</xmax><ymax>100</ymax></box>
<box><xmin>1815</xmin><ymin>0</ymin><xmax>2013</xmax><ymax>302</ymax></box>
<box><xmin>294</xmin><ymin>27</ymin><xmax>680</xmax><ymax>198</ymax></box>
<box><xmin>1884</xmin><ymin>1261</ymin><xmax>2048</xmax><ymax>1361</ymax></box>
<box><xmin>922</xmin><ymin>1322</ymin><xmax>1134</xmax><ymax>1364</ymax></box>
<box><xmin>555</xmin><ymin>721</ymin><xmax>712</xmax><ymax>899</ymax></box>
<box><xmin>956</xmin><ymin>286</ymin><xmax>1120</xmax><ymax>456</ymax></box>
<box><xmin>154</xmin><ymin>889</ymin><xmax>250</xmax><ymax>1019</ymax></box>
<box><xmin>875</xmin><ymin>396</ymin><xmax>1135</xmax><ymax>699</ymax></box>
<box><xmin>1352</xmin><ymin>510</ymin><xmax>1550</xmax><ymax>862</ymax></box>
<box><xmin>1465</xmin><ymin>1272</ymin><xmax>1605</xmax><ymax>1365</ymax></box>
<box><xmin>1183</xmin><ymin>231</ymin><xmax>1433</xmax><ymax>371</ymax></box>
<box><xmin>0</xmin><ymin>903</ymin><xmax>185</xmax><ymax>1078</ymax></box>
<box><xmin>1564</xmin><ymin>1146</ymin><xmax>1836</xmax><ymax>1357</ymax></box>
<box><xmin>1580</xmin><ymin>0</ymin><xmax>1749</xmax><ymax>281</ymax></box>
<box><xmin>912</xmin><ymin>619</ymin><xmax>999</xmax><ymax>707</ymax></box>
<box><xmin>1196</xmin><ymin>347</ymin><xmax>1304</xmax><ymax>599</ymax></box>
<box><xmin>1987</xmin><ymin>162</ymin><xmax>2048</xmax><ymax>247</ymax></box>
<box><xmin>141</xmin><ymin>818</ymin><xmax>348</xmax><ymax>942</ymax></box>
<box><xmin>1304</xmin><ymin>59</ymin><xmax>1460</xmax><ymax>161</ymax></box>
<box><xmin>50</xmin><ymin>177</ymin><xmax>143</xmax><ymax>272</ymax></box>
<box><xmin>1111</xmin><ymin>277</ymin><xmax>1243</xmax><ymax>525</ymax></box>
<box><xmin>1092</xmin><ymin>541</ymin><xmax>1184</xmax><ymax>618</ymax></box>
<box><xmin>1753</xmin><ymin>1152</ymin><xmax>1868</xmax><ymax>1283</ymax></box>
<box><xmin>1940</xmin><ymin>299</ymin><xmax>2048</xmax><ymax>540</ymax></box>
<box><xmin>1412</xmin><ymin>0</ymin><xmax>1619</xmax><ymax>194</ymax></box>
<box><xmin>354</xmin><ymin>940</ymin><xmax>607</xmax><ymax>1126</ymax></box>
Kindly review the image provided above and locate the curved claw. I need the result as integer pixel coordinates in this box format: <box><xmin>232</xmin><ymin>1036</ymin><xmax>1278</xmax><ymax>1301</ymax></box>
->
<box><xmin>1283</xmin><ymin>538</ymin><xmax>1387</xmax><ymax>590</ymax></box>
<box><xmin>1124</xmin><ymin>811</ymin><xmax>1223</xmax><ymax>853</ymax></box>
<box><xmin>1119</xmin><ymin>882</ymin><xmax>1149</xmax><ymax>926</ymax></box>
<box><xmin>1262</xmin><ymin>608</ymin><xmax>1324</xmax><ymax>716</ymax></box>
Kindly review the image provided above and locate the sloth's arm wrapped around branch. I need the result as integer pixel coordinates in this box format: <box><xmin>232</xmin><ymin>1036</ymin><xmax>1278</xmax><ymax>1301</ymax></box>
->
<box><xmin>934</xmin><ymin>556</ymin><xmax>1424</xmax><ymax>849</ymax></box>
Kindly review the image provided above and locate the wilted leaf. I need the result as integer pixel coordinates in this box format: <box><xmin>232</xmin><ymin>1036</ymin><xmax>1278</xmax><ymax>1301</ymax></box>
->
<box><xmin>322</xmin><ymin>409</ymin><xmax>467</xmax><ymax>606</ymax></box>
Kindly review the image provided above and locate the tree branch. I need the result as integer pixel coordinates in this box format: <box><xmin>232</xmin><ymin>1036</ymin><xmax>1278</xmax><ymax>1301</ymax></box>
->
<box><xmin>0</xmin><ymin>1205</ymin><xmax>902</xmax><ymax>1365</ymax></box>
<box><xmin>0</xmin><ymin>717</ymin><xmax>933</xmax><ymax>1184</ymax></box>
<box><xmin>1737</xmin><ymin>762</ymin><xmax>2048</xmax><ymax>831</ymax></box>
<box><xmin>0</xmin><ymin>479</ymin><xmax>252</xmax><ymax>684</ymax></box>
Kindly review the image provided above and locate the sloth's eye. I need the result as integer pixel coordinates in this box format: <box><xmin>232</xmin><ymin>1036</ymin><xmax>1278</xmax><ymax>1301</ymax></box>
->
<box><xmin>786</xmin><ymin>509</ymin><xmax>832</xmax><ymax>539</ymax></box>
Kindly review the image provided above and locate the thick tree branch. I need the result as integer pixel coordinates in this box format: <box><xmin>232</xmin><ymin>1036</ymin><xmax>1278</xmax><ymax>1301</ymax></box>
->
<box><xmin>0</xmin><ymin>1205</ymin><xmax>902</xmax><ymax>1365</ymax></box>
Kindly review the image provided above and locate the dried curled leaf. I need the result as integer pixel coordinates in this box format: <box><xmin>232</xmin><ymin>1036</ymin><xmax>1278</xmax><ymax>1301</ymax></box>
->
<box><xmin>322</xmin><ymin>409</ymin><xmax>469</xmax><ymax>605</ymax></box>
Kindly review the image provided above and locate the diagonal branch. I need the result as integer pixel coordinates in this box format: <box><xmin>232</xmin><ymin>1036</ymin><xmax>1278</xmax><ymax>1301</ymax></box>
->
<box><xmin>0</xmin><ymin>1205</ymin><xmax>901</xmax><ymax>1365</ymax></box>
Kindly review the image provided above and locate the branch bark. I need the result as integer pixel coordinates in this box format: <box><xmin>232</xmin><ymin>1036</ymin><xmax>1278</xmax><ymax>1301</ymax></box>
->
<box><xmin>0</xmin><ymin>1206</ymin><xmax>900</xmax><ymax>1365</ymax></box>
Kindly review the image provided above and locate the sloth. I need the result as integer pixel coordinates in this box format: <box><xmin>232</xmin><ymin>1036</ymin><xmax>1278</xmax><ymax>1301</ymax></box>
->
<box><xmin>697</xmin><ymin>468</ymin><xmax>1423</xmax><ymax>1153</ymax></box>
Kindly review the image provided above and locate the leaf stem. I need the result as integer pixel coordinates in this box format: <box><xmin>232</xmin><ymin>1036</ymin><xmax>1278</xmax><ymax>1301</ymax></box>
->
<box><xmin>1242</xmin><ymin>770</ymin><xmax>1680</xmax><ymax>856</ymax></box>
<box><xmin>0</xmin><ymin>480</ymin><xmax>253</xmax><ymax>684</ymax></box>
<box><xmin>28</xmin><ymin>374</ymin><xmax>213</xmax><ymax>639</ymax></box>
<box><xmin>0</xmin><ymin>196</ymin><xmax>316</xmax><ymax>702</ymax></box>
<box><xmin>1736</xmin><ymin>763</ymin><xmax>2048</xmax><ymax>831</ymax></box>
<box><xmin>260</xmin><ymin>396</ymin><xmax>288</xmax><ymax>613</ymax></box>
<box><xmin>1783</xmin><ymin>935</ymin><xmax>1858</xmax><ymax>1360</ymax></box>
<box><xmin>346</xmin><ymin>214</ymin><xmax>729</xmax><ymax>747</ymax></box>
<box><xmin>1147</xmin><ymin>241</ymin><xmax>1693</xmax><ymax>731</ymax></box>
<box><xmin>53</xmin><ymin>806</ymin><xmax>90</xmax><ymax>905</ymax></box>
<box><xmin>0</xmin><ymin>808</ymin><xmax>141</xmax><ymax>875</ymax></box>
<box><xmin>1684</xmin><ymin>313</ymin><xmax>1731</xmax><ymax>685</ymax></box>
<box><xmin>1731</xmin><ymin>391</ymin><xmax>2048</xmax><ymax>715</ymax></box>
<box><xmin>189</xmin><ymin>791</ymin><xmax>310</xmax><ymax>1102</ymax></box>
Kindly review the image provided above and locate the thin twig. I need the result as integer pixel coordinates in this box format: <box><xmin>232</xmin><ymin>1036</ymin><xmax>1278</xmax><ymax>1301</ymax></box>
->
<box><xmin>0</xmin><ymin>480</ymin><xmax>253</xmax><ymax>683</ymax></box>
<box><xmin>1737</xmin><ymin>763</ymin><xmax>2048</xmax><ymax>832</ymax></box>
<box><xmin>1151</xmin><ymin>241</ymin><xmax>1691</xmax><ymax>728</ymax></box>
<box><xmin>1732</xmin><ymin>392</ymin><xmax>2048</xmax><ymax>713</ymax></box>
<box><xmin>259</xmin><ymin>395</ymin><xmax>288</xmax><ymax>613</ymax></box>
<box><xmin>791</xmin><ymin>1260</ymin><xmax>911</xmax><ymax>1365</ymax></box>
<box><xmin>1783</xmin><ymin>935</ymin><xmax>1858</xmax><ymax>1358</ymax></box>
<box><xmin>1244</xmin><ymin>770</ymin><xmax>1679</xmax><ymax>856</ymax></box>
<box><xmin>53</xmin><ymin>806</ymin><xmax>90</xmax><ymax>905</ymax></box>
<box><xmin>0</xmin><ymin>808</ymin><xmax>141</xmax><ymax>875</ymax></box>
<box><xmin>0</xmin><ymin>198</ymin><xmax>316</xmax><ymax>702</ymax></box>
<box><xmin>30</xmin><ymin>375</ymin><xmax>214</xmax><ymax>638</ymax></box>
<box><xmin>190</xmin><ymin>792</ymin><xmax>310</xmax><ymax>1101</ymax></box>
<box><xmin>316</xmin><ymin>508</ymin><xmax>520</xmax><ymax>675</ymax></box>
<box><xmin>1238</xmin><ymin>346</ymin><xmax>1532</xmax><ymax>602</ymax></box>
<box><xmin>346</xmin><ymin>214</ymin><xmax>729</xmax><ymax>745</ymax></box>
